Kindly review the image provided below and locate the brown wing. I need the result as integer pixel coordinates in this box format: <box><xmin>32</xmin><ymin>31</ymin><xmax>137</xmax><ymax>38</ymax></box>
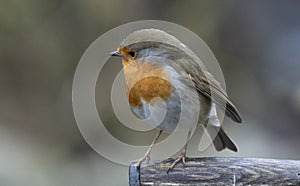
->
<box><xmin>162</xmin><ymin>54</ymin><xmax>242</xmax><ymax>123</ymax></box>
<box><xmin>189</xmin><ymin>72</ymin><xmax>242</xmax><ymax>123</ymax></box>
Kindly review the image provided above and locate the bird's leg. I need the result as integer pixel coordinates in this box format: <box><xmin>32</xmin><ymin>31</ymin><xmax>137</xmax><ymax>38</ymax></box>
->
<box><xmin>132</xmin><ymin>130</ymin><xmax>163</xmax><ymax>168</ymax></box>
<box><xmin>167</xmin><ymin>147</ymin><xmax>187</xmax><ymax>173</ymax></box>
<box><xmin>167</xmin><ymin>130</ymin><xmax>192</xmax><ymax>173</ymax></box>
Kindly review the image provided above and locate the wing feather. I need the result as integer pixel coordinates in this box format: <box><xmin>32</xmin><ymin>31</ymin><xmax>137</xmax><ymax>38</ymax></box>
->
<box><xmin>189</xmin><ymin>73</ymin><xmax>242</xmax><ymax>123</ymax></box>
<box><xmin>161</xmin><ymin>50</ymin><xmax>242</xmax><ymax>123</ymax></box>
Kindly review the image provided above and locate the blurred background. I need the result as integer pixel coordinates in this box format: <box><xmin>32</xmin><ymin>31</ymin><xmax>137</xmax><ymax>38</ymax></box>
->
<box><xmin>1</xmin><ymin>0</ymin><xmax>300</xmax><ymax>185</ymax></box>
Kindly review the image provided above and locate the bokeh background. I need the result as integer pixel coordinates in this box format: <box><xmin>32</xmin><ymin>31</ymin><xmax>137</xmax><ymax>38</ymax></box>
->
<box><xmin>1</xmin><ymin>0</ymin><xmax>300</xmax><ymax>185</ymax></box>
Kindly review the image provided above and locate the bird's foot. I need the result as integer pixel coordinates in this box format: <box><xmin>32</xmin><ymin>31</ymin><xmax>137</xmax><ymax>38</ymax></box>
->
<box><xmin>167</xmin><ymin>151</ymin><xmax>187</xmax><ymax>173</ymax></box>
<box><xmin>131</xmin><ymin>130</ymin><xmax>163</xmax><ymax>168</ymax></box>
<box><xmin>131</xmin><ymin>154</ymin><xmax>150</xmax><ymax>168</ymax></box>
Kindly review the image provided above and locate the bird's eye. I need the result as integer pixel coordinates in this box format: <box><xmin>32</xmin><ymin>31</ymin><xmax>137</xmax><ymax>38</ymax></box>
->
<box><xmin>128</xmin><ymin>51</ymin><xmax>136</xmax><ymax>58</ymax></box>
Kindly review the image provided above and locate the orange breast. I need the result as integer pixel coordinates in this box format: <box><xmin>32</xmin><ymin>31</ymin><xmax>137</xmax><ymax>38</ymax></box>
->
<box><xmin>123</xmin><ymin>61</ymin><xmax>172</xmax><ymax>107</ymax></box>
<box><xmin>128</xmin><ymin>76</ymin><xmax>172</xmax><ymax>107</ymax></box>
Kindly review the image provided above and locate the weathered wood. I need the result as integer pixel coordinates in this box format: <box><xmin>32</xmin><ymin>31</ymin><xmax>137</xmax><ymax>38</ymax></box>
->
<box><xmin>129</xmin><ymin>157</ymin><xmax>300</xmax><ymax>185</ymax></box>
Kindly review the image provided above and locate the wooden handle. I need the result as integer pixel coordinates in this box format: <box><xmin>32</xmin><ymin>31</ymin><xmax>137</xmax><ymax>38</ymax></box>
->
<box><xmin>129</xmin><ymin>157</ymin><xmax>300</xmax><ymax>185</ymax></box>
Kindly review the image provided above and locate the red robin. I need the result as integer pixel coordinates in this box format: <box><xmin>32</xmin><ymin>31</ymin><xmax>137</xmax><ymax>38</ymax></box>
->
<box><xmin>110</xmin><ymin>29</ymin><xmax>242</xmax><ymax>171</ymax></box>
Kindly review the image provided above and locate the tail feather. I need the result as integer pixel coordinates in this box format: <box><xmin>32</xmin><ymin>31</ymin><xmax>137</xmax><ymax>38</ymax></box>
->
<box><xmin>206</xmin><ymin>126</ymin><xmax>238</xmax><ymax>152</ymax></box>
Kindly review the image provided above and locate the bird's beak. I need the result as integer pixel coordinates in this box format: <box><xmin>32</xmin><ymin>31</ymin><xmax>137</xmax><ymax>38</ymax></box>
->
<box><xmin>109</xmin><ymin>50</ymin><xmax>122</xmax><ymax>57</ymax></box>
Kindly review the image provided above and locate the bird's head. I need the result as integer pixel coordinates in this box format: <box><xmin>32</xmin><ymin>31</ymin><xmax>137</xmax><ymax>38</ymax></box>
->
<box><xmin>110</xmin><ymin>28</ymin><xmax>196</xmax><ymax>67</ymax></box>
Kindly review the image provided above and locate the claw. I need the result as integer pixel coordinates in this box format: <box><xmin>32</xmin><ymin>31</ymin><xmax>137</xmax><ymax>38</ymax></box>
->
<box><xmin>167</xmin><ymin>151</ymin><xmax>187</xmax><ymax>173</ymax></box>
<box><xmin>131</xmin><ymin>130</ymin><xmax>163</xmax><ymax>168</ymax></box>
<box><xmin>132</xmin><ymin>154</ymin><xmax>150</xmax><ymax>168</ymax></box>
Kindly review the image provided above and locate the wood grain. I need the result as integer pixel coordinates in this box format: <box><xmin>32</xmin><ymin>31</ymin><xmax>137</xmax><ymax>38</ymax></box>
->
<box><xmin>129</xmin><ymin>157</ymin><xmax>300</xmax><ymax>185</ymax></box>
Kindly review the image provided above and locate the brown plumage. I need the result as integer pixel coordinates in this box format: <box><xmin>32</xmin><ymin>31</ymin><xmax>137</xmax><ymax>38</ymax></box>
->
<box><xmin>110</xmin><ymin>28</ymin><xmax>242</xmax><ymax>170</ymax></box>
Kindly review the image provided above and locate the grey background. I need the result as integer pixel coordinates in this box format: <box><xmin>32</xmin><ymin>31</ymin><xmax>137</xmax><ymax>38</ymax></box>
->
<box><xmin>1</xmin><ymin>0</ymin><xmax>300</xmax><ymax>185</ymax></box>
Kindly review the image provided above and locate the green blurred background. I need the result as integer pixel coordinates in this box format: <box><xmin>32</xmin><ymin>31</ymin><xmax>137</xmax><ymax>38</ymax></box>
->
<box><xmin>1</xmin><ymin>0</ymin><xmax>300</xmax><ymax>185</ymax></box>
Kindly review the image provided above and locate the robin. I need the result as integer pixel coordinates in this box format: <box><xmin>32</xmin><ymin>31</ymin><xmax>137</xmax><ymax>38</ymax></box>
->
<box><xmin>110</xmin><ymin>29</ymin><xmax>242</xmax><ymax>171</ymax></box>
